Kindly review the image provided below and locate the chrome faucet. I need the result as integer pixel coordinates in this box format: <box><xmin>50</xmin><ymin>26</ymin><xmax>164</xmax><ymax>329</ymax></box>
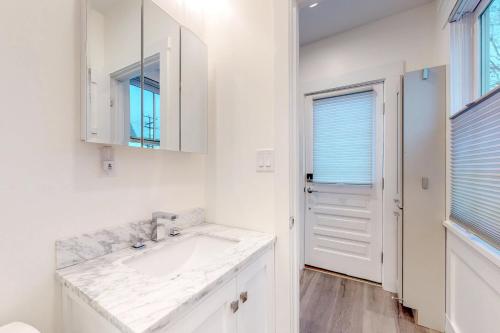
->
<box><xmin>151</xmin><ymin>211</ymin><xmax>178</xmax><ymax>241</ymax></box>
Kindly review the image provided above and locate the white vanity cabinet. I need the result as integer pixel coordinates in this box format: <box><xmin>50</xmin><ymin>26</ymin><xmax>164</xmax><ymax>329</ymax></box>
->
<box><xmin>166</xmin><ymin>278</ymin><xmax>238</xmax><ymax>333</ymax></box>
<box><xmin>236</xmin><ymin>249</ymin><xmax>274</xmax><ymax>333</ymax></box>
<box><xmin>165</xmin><ymin>248</ymin><xmax>275</xmax><ymax>333</ymax></box>
<box><xmin>61</xmin><ymin>246</ymin><xmax>274</xmax><ymax>333</ymax></box>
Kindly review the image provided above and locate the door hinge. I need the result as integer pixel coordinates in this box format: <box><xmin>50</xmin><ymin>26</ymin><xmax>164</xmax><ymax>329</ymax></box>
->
<box><xmin>289</xmin><ymin>216</ymin><xmax>295</xmax><ymax>230</ymax></box>
<box><xmin>382</xmin><ymin>177</ymin><xmax>385</xmax><ymax>190</ymax></box>
<box><xmin>383</xmin><ymin>102</ymin><xmax>386</xmax><ymax>115</ymax></box>
<box><xmin>381</xmin><ymin>252</ymin><xmax>384</xmax><ymax>263</ymax></box>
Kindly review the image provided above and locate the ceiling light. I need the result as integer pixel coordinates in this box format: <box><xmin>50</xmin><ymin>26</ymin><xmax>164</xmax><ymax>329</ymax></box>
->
<box><xmin>309</xmin><ymin>2</ymin><xmax>319</xmax><ymax>8</ymax></box>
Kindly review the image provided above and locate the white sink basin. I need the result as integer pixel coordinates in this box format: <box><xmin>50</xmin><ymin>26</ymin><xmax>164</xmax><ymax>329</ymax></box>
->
<box><xmin>124</xmin><ymin>235</ymin><xmax>238</xmax><ymax>277</ymax></box>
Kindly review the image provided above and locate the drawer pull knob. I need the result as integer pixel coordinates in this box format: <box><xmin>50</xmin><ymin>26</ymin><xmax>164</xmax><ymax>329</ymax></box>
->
<box><xmin>230</xmin><ymin>300</ymin><xmax>239</xmax><ymax>313</ymax></box>
<box><xmin>240</xmin><ymin>291</ymin><xmax>248</xmax><ymax>303</ymax></box>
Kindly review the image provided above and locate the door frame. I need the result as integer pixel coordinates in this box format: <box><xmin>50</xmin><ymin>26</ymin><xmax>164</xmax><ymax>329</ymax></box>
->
<box><xmin>294</xmin><ymin>62</ymin><xmax>404</xmax><ymax>295</ymax></box>
<box><xmin>303</xmin><ymin>83</ymin><xmax>385</xmax><ymax>283</ymax></box>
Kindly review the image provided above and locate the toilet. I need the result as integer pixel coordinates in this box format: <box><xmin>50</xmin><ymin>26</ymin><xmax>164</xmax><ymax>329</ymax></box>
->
<box><xmin>0</xmin><ymin>323</ymin><xmax>39</xmax><ymax>333</ymax></box>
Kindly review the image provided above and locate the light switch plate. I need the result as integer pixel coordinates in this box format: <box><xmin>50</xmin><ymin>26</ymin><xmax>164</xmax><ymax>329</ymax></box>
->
<box><xmin>256</xmin><ymin>149</ymin><xmax>274</xmax><ymax>172</ymax></box>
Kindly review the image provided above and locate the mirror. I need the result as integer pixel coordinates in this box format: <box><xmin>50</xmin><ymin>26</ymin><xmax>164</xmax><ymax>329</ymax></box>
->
<box><xmin>84</xmin><ymin>0</ymin><xmax>141</xmax><ymax>146</ymax></box>
<box><xmin>141</xmin><ymin>0</ymin><xmax>180</xmax><ymax>150</ymax></box>
<box><xmin>82</xmin><ymin>0</ymin><xmax>207</xmax><ymax>153</ymax></box>
<box><xmin>180</xmin><ymin>27</ymin><xmax>208</xmax><ymax>153</ymax></box>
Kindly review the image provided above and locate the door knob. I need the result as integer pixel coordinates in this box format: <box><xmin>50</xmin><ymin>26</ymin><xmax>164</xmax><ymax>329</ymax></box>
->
<box><xmin>240</xmin><ymin>291</ymin><xmax>248</xmax><ymax>303</ymax></box>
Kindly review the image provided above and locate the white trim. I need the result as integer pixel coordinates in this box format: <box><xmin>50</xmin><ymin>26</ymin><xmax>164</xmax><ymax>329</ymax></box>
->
<box><xmin>439</xmin><ymin>0</ymin><xmax>458</xmax><ymax>27</ymax></box>
<box><xmin>81</xmin><ymin>0</ymin><xmax>88</xmax><ymax>141</ymax></box>
<box><xmin>473</xmin><ymin>0</ymin><xmax>490</xmax><ymax>98</ymax></box>
<box><xmin>475</xmin><ymin>0</ymin><xmax>493</xmax><ymax>16</ymax></box>
<box><xmin>308</xmin><ymin>85</ymin><xmax>375</xmax><ymax>99</ymax></box>
<box><xmin>443</xmin><ymin>220</ymin><xmax>500</xmax><ymax>267</ymax></box>
<box><xmin>290</xmin><ymin>1</ymin><xmax>300</xmax><ymax>332</ymax></box>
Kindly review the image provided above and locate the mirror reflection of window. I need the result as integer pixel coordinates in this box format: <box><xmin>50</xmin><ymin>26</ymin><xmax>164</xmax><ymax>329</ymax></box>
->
<box><xmin>128</xmin><ymin>78</ymin><xmax>142</xmax><ymax>148</ymax></box>
<box><xmin>128</xmin><ymin>55</ymin><xmax>161</xmax><ymax>149</ymax></box>
<box><xmin>128</xmin><ymin>72</ymin><xmax>161</xmax><ymax>149</ymax></box>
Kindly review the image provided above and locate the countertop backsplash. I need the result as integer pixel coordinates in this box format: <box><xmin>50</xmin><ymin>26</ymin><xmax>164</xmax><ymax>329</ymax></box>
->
<box><xmin>55</xmin><ymin>208</ymin><xmax>205</xmax><ymax>269</ymax></box>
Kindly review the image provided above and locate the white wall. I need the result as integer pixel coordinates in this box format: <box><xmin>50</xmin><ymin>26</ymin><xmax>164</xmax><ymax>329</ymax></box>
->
<box><xmin>205</xmin><ymin>0</ymin><xmax>293</xmax><ymax>332</ymax></box>
<box><xmin>205</xmin><ymin>0</ymin><xmax>275</xmax><ymax>231</ymax></box>
<box><xmin>300</xmin><ymin>1</ymin><xmax>447</xmax><ymax>84</ymax></box>
<box><xmin>445</xmin><ymin>222</ymin><xmax>500</xmax><ymax>333</ymax></box>
<box><xmin>0</xmin><ymin>0</ymin><xmax>207</xmax><ymax>332</ymax></box>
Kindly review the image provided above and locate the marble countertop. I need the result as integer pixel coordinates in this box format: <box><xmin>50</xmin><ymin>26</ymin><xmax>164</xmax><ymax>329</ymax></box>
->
<box><xmin>56</xmin><ymin>223</ymin><xmax>275</xmax><ymax>333</ymax></box>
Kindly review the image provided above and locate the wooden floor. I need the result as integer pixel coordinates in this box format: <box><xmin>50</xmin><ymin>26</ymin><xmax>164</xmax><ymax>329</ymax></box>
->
<box><xmin>300</xmin><ymin>268</ymin><xmax>439</xmax><ymax>333</ymax></box>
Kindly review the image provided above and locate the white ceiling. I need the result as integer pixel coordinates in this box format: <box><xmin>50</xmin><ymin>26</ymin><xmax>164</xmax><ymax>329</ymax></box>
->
<box><xmin>299</xmin><ymin>0</ymin><xmax>434</xmax><ymax>45</ymax></box>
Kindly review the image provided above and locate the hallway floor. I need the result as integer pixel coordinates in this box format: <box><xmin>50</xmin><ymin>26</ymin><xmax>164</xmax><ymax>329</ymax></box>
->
<box><xmin>300</xmin><ymin>268</ymin><xmax>439</xmax><ymax>333</ymax></box>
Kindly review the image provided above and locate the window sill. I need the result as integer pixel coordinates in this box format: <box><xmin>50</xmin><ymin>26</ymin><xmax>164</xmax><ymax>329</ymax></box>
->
<box><xmin>443</xmin><ymin>220</ymin><xmax>500</xmax><ymax>268</ymax></box>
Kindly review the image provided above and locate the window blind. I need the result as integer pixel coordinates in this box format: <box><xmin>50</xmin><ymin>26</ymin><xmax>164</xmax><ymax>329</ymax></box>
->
<box><xmin>450</xmin><ymin>12</ymin><xmax>475</xmax><ymax>115</ymax></box>
<box><xmin>451</xmin><ymin>88</ymin><xmax>500</xmax><ymax>248</ymax></box>
<box><xmin>312</xmin><ymin>90</ymin><xmax>375</xmax><ymax>185</ymax></box>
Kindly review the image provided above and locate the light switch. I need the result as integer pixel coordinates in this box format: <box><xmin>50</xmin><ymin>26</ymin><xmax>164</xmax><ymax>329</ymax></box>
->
<box><xmin>256</xmin><ymin>149</ymin><xmax>274</xmax><ymax>172</ymax></box>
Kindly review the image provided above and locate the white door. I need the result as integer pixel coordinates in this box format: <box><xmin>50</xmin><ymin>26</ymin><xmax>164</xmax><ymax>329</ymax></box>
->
<box><xmin>237</xmin><ymin>250</ymin><xmax>275</xmax><ymax>333</ymax></box>
<box><xmin>305</xmin><ymin>84</ymin><xmax>384</xmax><ymax>283</ymax></box>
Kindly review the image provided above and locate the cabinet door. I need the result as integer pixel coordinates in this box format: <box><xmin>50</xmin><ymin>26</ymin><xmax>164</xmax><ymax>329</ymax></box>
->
<box><xmin>403</xmin><ymin>66</ymin><xmax>446</xmax><ymax>330</ymax></box>
<box><xmin>237</xmin><ymin>249</ymin><xmax>275</xmax><ymax>333</ymax></box>
<box><xmin>165</xmin><ymin>278</ymin><xmax>238</xmax><ymax>333</ymax></box>
<box><xmin>180</xmin><ymin>26</ymin><xmax>208</xmax><ymax>153</ymax></box>
<box><xmin>63</xmin><ymin>288</ymin><xmax>121</xmax><ymax>333</ymax></box>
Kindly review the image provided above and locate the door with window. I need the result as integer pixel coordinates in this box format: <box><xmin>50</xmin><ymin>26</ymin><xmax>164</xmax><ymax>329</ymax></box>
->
<box><xmin>305</xmin><ymin>84</ymin><xmax>384</xmax><ymax>282</ymax></box>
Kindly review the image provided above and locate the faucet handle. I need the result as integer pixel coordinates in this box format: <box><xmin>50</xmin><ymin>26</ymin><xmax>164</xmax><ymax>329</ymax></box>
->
<box><xmin>169</xmin><ymin>226</ymin><xmax>181</xmax><ymax>237</ymax></box>
<box><xmin>131</xmin><ymin>236</ymin><xmax>145</xmax><ymax>249</ymax></box>
<box><xmin>152</xmin><ymin>211</ymin><xmax>178</xmax><ymax>221</ymax></box>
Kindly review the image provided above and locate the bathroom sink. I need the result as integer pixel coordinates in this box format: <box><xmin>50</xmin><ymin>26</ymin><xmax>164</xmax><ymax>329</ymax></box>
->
<box><xmin>124</xmin><ymin>235</ymin><xmax>238</xmax><ymax>277</ymax></box>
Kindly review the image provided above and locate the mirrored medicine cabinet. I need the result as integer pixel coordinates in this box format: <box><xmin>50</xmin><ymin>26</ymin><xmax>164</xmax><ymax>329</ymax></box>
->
<box><xmin>81</xmin><ymin>0</ymin><xmax>208</xmax><ymax>153</ymax></box>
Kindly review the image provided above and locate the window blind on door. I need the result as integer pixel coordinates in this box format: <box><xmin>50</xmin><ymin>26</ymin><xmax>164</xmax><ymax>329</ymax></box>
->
<box><xmin>451</xmin><ymin>88</ymin><xmax>500</xmax><ymax>248</ymax></box>
<box><xmin>312</xmin><ymin>90</ymin><xmax>375</xmax><ymax>185</ymax></box>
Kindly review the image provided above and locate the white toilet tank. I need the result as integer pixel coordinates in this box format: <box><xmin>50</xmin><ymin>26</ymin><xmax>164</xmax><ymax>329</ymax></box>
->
<box><xmin>0</xmin><ymin>323</ymin><xmax>39</xmax><ymax>333</ymax></box>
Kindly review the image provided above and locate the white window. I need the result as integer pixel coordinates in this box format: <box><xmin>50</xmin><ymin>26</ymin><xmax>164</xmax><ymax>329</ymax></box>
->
<box><xmin>450</xmin><ymin>0</ymin><xmax>500</xmax><ymax>248</ymax></box>
<box><xmin>480</xmin><ymin>0</ymin><xmax>500</xmax><ymax>94</ymax></box>
<box><xmin>450</xmin><ymin>0</ymin><xmax>500</xmax><ymax>114</ymax></box>
<box><xmin>311</xmin><ymin>90</ymin><xmax>376</xmax><ymax>185</ymax></box>
<box><xmin>129</xmin><ymin>77</ymin><xmax>161</xmax><ymax>149</ymax></box>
